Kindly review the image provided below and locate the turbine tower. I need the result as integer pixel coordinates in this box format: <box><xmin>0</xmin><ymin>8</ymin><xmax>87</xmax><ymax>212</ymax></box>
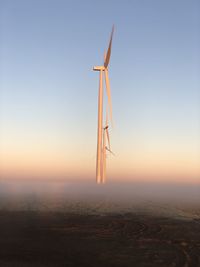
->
<box><xmin>93</xmin><ymin>26</ymin><xmax>114</xmax><ymax>184</ymax></box>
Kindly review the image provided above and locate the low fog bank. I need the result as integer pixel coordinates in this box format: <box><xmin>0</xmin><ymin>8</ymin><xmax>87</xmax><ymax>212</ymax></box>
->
<box><xmin>0</xmin><ymin>180</ymin><xmax>199</xmax><ymax>202</ymax></box>
<box><xmin>0</xmin><ymin>180</ymin><xmax>199</xmax><ymax>219</ymax></box>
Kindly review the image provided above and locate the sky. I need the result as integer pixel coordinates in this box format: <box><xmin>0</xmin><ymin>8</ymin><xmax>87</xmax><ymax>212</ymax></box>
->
<box><xmin>0</xmin><ymin>0</ymin><xmax>200</xmax><ymax>184</ymax></box>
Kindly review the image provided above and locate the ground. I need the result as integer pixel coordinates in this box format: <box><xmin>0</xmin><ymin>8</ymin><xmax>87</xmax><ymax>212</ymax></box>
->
<box><xmin>0</xmin><ymin>211</ymin><xmax>200</xmax><ymax>267</ymax></box>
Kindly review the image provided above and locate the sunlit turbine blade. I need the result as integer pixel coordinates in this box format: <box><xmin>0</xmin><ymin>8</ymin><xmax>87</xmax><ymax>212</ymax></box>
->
<box><xmin>104</xmin><ymin>25</ymin><xmax>114</xmax><ymax>68</ymax></box>
<box><xmin>106</xmin><ymin>105</ymin><xmax>108</xmax><ymax>125</ymax></box>
<box><xmin>104</xmin><ymin>69</ymin><xmax>113</xmax><ymax>126</ymax></box>
<box><xmin>105</xmin><ymin>107</ymin><xmax>110</xmax><ymax>150</ymax></box>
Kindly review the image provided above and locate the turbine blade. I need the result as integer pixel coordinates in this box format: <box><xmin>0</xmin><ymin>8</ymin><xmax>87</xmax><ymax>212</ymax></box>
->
<box><xmin>106</xmin><ymin>104</ymin><xmax>109</xmax><ymax>126</ymax></box>
<box><xmin>104</xmin><ymin>69</ymin><xmax>113</xmax><ymax>126</ymax></box>
<box><xmin>101</xmin><ymin>128</ymin><xmax>106</xmax><ymax>183</ymax></box>
<box><xmin>105</xmin><ymin>106</ymin><xmax>110</xmax><ymax>149</ymax></box>
<box><xmin>104</xmin><ymin>50</ymin><xmax>106</xmax><ymax>64</ymax></box>
<box><xmin>104</xmin><ymin>25</ymin><xmax>114</xmax><ymax>68</ymax></box>
<box><xmin>106</xmin><ymin>128</ymin><xmax>110</xmax><ymax>150</ymax></box>
<box><xmin>106</xmin><ymin>147</ymin><xmax>115</xmax><ymax>156</ymax></box>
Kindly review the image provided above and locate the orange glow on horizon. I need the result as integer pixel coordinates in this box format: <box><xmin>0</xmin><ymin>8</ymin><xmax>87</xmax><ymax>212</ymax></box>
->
<box><xmin>0</xmin><ymin>134</ymin><xmax>199</xmax><ymax>184</ymax></box>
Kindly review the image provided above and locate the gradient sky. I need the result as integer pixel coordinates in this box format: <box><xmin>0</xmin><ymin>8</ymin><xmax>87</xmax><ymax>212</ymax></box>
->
<box><xmin>0</xmin><ymin>0</ymin><xmax>200</xmax><ymax>183</ymax></box>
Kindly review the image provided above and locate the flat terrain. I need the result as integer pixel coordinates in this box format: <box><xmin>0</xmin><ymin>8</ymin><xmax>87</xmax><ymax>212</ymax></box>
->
<box><xmin>0</xmin><ymin>211</ymin><xmax>200</xmax><ymax>267</ymax></box>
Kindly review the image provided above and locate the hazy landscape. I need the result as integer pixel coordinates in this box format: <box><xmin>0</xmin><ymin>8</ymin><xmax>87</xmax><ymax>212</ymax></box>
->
<box><xmin>0</xmin><ymin>180</ymin><xmax>199</xmax><ymax>266</ymax></box>
<box><xmin>0</xmin><ymin>181</ymin><xmax>199</xmax><ymax>217</ymax></box>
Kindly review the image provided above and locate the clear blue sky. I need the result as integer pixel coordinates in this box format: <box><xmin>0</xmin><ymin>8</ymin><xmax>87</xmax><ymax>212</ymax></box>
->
<box><xmin>0</xmin><ymin>0</ymin><xmax>200</xmax><ymax>182</ymax></box>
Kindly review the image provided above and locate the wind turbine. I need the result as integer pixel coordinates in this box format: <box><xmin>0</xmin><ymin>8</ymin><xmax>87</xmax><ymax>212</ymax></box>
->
<box><xmin>93</xmin><ymin>26</ymin><xmax>114</xmax><ymax>184</ymax></box>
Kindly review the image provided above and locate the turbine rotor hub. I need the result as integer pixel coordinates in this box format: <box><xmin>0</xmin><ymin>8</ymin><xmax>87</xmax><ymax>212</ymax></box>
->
<box><xmin>93</xmin><ymin>66</ymin><xmax>105</xmax><ymax>71</ymax></box>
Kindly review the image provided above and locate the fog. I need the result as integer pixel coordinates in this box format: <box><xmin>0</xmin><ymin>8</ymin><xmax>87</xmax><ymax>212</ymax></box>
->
<box><xmin>0</xmin><ymin>180</ymin><xmax>199</xmax><ymax>218</ymax></box>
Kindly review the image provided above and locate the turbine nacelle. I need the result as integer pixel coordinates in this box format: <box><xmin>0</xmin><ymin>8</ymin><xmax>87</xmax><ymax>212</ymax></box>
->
<box><xmin>93</xmin><ymin>66</ymin><xmax>106</xmax><ymax>71</ymax></box>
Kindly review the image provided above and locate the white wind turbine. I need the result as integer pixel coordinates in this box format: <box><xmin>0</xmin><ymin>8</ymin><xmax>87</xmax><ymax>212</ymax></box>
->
<box><xmin>93</xmin><ymin>26</ymin><xmax>114</xmax><ymax>184</ymax></box>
